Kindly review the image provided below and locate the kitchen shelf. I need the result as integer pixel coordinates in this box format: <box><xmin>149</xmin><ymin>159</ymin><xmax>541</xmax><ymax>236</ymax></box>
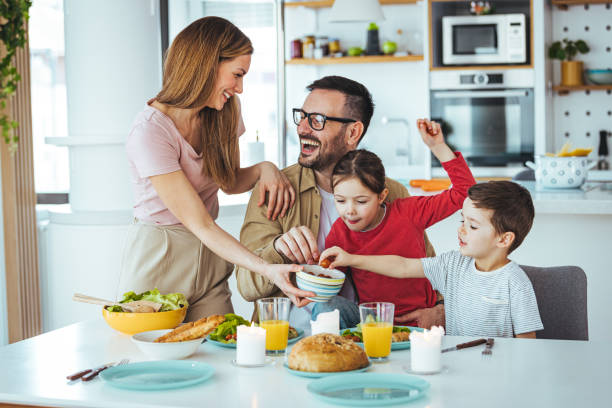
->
<box><xmin>286</xmin><ymin>55</ymin><xmax>424</xmax><ymax>65</ymax></box>
<box><xmin>284</xmin><ymin>0</ymin><xmax>418</xmax><ymax>8</ymax></box>
<box><xmin>552</xmin><ymin>0</ymin><xmax>611</xmax><ymax>10</ymax></box>
<box><xmin>553</xmin><ymin>84</ymin><xmax>612</xmax><ymax>95</ymax></box>
<box><xmin>430</xmin><ymin>64</ymin><xmax>533</xmax><ymax>71</ymax></box>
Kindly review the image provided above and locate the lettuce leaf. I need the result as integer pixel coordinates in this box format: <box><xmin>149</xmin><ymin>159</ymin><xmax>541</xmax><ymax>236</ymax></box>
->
<box><xmin>106</xmin><ymin>289</ymin><xmax>188</xmax><ymax>312</ymax></box>
<box><xmin>208</xmin><ymin>313</ymin><xmax>250</xmax><ymax>343</ymax></box>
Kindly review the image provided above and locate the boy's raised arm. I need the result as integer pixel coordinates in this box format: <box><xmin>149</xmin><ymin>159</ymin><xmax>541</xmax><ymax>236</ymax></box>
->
<box><xmin>320</xmin><ymin>246</ymin><xmax>425</xmax><ymax>279</ymax></box>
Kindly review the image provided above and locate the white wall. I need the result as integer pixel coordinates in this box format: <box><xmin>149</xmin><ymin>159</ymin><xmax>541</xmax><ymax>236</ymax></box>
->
<box><xmin>0</xmin><ymin>169</ymin><xmax>7</xmax><ymax>346</ymax></box>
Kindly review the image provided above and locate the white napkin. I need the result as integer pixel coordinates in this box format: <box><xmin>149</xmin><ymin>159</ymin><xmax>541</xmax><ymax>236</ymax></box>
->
<box><xmin>310</xmin><ymin>309</ymin><xmax>340</xmax><ymax>336</ymax></box>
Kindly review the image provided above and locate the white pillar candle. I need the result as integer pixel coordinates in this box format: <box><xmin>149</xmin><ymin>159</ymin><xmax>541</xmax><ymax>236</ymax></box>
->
<box><xmin>410</xmin><ymin>326</ymin><xmax>445</xmax><ymax>373</ymax></box>
<box><xmin>236</xmin><ymin>324</ymin><xmax>266</xmax><ymax>366</ymax></box>
<box><xmin>310</xmin><ymin>309</ymin><xmax>340</xmax><ymax>335</ymax></box>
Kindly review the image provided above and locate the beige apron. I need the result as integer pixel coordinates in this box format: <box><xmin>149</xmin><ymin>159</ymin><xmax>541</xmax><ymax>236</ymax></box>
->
<box><xmin>117</xmin><ymin>221</ymin><xmax>234</xmax><ymax>322</ymax></box>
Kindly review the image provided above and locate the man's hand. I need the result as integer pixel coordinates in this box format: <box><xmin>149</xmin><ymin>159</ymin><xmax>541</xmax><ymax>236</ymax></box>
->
<box><xmin>264</xmin><ymin>263</ymin><xmax>314</xmax><ymax>307</ymax></box>
<box><xmin>395</xmin><ymin>304</ymin><xmax>445</xmax><ymax>329</ymax></box>
<box><xmin>273</xmin><ymin>226</ymin><xmax>319</xmax><ymax>264</ymax></box>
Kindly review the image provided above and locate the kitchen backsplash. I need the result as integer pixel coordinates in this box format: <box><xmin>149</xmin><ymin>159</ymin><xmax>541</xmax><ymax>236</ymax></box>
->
<box><xmin>551</xmin><ymin>4</ymin><xmax>612</xmax><ymax>156</ymax></box>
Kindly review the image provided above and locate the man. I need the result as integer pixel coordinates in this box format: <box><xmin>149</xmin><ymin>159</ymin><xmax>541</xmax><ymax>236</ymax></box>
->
<box><xmin>236</xmin><ymin>76</ymin><xmax>444</xmax><ymax>331</ymax></box>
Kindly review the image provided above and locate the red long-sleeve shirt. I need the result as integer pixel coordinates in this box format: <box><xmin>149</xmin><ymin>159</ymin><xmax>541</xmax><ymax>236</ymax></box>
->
<box><xmin>325</xmin><ymin>152</ymin><xmax>476</xmax><ymax>321</ymax></box>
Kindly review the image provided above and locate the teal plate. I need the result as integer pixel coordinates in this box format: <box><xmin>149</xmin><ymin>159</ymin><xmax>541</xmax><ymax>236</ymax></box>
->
<box><xmin>207</xmin><ymin>329</ymin><xmax>304</xmax><ymax>348</ymax></box>
<box><xmin>100</xmin><ymin>361</ymin><xmax>214</xmax><ymax>390</ymax></box>
<box><xmin>283</xmin><ymin>361</ymin><xmax>371</xmax><ymax>378</ymax></box>
<box><xmin>344</xmin><ymin>326</ymin><xmax>423</xmax><ymax>351</ymax></box>
<box><xmin>307</xmin><ymin>373</ymin><xmax>430</xmax><ymax>406</ymax></box>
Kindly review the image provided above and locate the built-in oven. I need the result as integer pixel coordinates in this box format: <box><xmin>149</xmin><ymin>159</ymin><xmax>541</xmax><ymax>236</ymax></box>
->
<box><xmin>430</xmin><ymin>69</ymin><xmax>534</xmax><ymax>167</ymax></box>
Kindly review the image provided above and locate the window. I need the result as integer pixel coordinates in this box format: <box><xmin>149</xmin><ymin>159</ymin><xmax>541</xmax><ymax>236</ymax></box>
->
<box><xmin>29</xmin><ymin>0</ymin><xmax>70</xmax><ymax>202</ymax></box>
<box><xmin>168</xmin><ymin>0</ymin><xmax>280</xmax><ymax>206</ymax></box>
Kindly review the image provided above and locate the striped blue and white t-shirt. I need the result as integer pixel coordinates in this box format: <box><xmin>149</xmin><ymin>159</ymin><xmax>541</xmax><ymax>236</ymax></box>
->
<box><xmin>421</xmin><ymin>251</ymin><xmax>543</xmax><ymax>337</ymax></box>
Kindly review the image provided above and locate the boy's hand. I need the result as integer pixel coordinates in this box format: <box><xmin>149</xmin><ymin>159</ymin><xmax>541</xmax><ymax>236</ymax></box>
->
<box><xmin>416</xmin><ymin>118</ymin><xmax>455</xmax><ymax>163</ymax></box>
<box><xmin>319</xmin><ymin>246</ymin><xmax>353</xmax><ymax>269</ymax></box>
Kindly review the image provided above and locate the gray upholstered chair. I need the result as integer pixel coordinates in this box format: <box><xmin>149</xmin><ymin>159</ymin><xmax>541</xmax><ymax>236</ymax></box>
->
<box><xmin>520</xmin><ymin>265</ymin><xmax>588</xmax><ymax>341</ymax></box>
<box><xmin>513</xmin><ymin>168</ymin><xmax>535</xmax><ymax>181</ymax></box>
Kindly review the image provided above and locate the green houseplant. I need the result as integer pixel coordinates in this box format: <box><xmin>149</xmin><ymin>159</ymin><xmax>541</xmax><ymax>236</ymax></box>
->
<box><xmin>548</xmin><ymin>39</ymin><xmax>590</xmax><ymax>86</ymax></box>
<box><xmin>0</xmin><ymin>0</ymin><xmax>32</xmax><ymax>153</ymax></box>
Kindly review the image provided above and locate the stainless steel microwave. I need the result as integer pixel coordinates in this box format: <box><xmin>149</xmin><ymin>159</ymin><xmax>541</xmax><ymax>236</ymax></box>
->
<box><xmin>442</xmin><ymin>14</ymin><xmax>527</xmax><ymax>65</ymax></box>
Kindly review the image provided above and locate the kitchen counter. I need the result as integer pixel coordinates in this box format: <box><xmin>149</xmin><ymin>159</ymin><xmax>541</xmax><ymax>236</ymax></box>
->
<box><xmin>407</xmin><ymin>180</ymin><xmax>612</xmax><ymax>215</ymax></box>
<box><xmin>0</xmin><ymin>319</ymin><xmax>609</xmax><ymax>408</ymax></box>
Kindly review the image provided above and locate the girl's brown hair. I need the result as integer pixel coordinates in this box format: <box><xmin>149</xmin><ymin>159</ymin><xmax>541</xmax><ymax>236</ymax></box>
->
<box><xmin>156</xmin><ymin>16</ymin><xmax>253</xmax><ymax>190</ymax></box>
<box><xmin>332</xmin><ymin>149</ymin><xmax>386</xmax><ymax>194</ymax></box>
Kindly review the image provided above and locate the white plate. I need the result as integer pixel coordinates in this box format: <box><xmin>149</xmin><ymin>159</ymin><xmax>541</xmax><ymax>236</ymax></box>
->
<box><xmin>132</xmin><ymin>329</ymin><xmax>203</xmax><ymax>360</ymax></box>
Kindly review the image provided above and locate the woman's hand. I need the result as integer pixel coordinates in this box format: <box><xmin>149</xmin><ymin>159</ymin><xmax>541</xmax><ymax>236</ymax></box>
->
<box><xmin>257</xmin><ymin>162</ymin><xmax>296</xmax><ymax>221</ymax></box>
<box><xmin>265</xmin><ymin>263</ymin><xmax>314</xmax><ymax>307</ymax></box>
<box><xmin>319</xmin><ymin>246</ymin><xmax>354</xmax><ymax>269</ymax></box>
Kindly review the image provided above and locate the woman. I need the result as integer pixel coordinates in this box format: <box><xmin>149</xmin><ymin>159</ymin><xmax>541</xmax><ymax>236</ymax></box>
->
<box><xmin>118</xmin><ymin>16</ymin><xmax>313</xmax><ymax>321</ymax></box>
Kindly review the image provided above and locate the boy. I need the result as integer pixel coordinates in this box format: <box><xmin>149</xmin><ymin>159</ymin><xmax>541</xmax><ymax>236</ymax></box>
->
<box><xmin>320</xmin><ymin>181</ymin><xmax>543</xmax><ymax>338</ymax></box>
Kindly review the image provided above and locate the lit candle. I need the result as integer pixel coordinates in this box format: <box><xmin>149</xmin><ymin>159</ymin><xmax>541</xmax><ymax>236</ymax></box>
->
<box><xmin>246</xmin><ymin>130</ymin><xmax>265</xmax><ymax>166</ymax></box>
<box><xmin>236</xmin><ymin>324</ymin><xmax>266</xmax><ymax>366</ymax></box>
<box><xmin>310</xmin><ymin>309</ymin><xmax>340</xmax><ymax>335</ymax></box>
<box><xmin>410</xmin><ymin>326</ymin><xmax>445</xmax><ymax>373</ymax></box>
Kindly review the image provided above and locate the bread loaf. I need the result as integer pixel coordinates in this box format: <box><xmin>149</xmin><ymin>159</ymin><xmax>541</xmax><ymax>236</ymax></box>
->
<box><xmin>288</xmin><ymin>333</ymin><xmax>369</xmax><ymax>372</ymax></box>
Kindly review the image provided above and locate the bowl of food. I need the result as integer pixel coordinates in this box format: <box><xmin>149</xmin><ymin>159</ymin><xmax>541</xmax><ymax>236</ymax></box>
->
<box><xmin>297</xmin><ymin>265</ymin><xmax>345</xmax><ymax>285</ymax></box>
<box><xmin>132</xmin><ymin>329</ymin><xmax>202</xmax><ymax>360</ymax></box>
<box><xmin>102</xmin><ymin>289</ymin><xmax>188</xmax><ymax>335</ymax></box>
<box><xmin>296</xmin><ymin>266</ymin><xmax>345</xmax><ymax>302</ymax></box>
<box><xmin>131</xmin><ymin>314</ymin><xmax>225</xmax><ymax>359</ymax></box>
<box><xmin>585</xmin><ymin>69</ymin><xmax>612</xmax><ymax>85</ymax></box>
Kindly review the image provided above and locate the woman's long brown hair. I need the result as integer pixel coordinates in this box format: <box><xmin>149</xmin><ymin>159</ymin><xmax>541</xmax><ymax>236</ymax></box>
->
<box><xmin>156</xmin><ymin>16</ymin><xmax>253</xmax><ymax>190</ymax></box>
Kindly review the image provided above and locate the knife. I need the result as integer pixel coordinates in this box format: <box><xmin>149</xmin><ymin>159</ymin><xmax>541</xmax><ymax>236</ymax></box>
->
<box><xmin>441</xmin><ymin>338</ymin><xmax>487</xmax><ymax>353</ymax></box>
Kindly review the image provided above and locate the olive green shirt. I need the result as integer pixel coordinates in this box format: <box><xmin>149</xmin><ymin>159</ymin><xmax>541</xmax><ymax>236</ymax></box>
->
<box><xmin>236</xmin><ymin>163</ymin><xmax>436</xmax><ymax>303</ymax></box>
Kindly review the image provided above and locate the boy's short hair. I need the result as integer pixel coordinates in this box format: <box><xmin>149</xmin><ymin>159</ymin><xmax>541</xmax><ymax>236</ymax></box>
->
<box><xmin>467</xmin><ymin>181</ymin><xmax>534</xmax><ymax>254</ymax></box>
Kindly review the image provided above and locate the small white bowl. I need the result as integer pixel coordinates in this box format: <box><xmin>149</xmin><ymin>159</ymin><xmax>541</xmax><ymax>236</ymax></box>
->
<box><xmin>131</xmin><ymin>329</ymin><xmax>203</xmax><ymax>360</ymax></box>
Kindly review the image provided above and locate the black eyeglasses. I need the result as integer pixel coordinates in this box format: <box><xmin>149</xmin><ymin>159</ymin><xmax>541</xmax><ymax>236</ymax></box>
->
<box><xmin>292</xmin><ymin>108</ymin><xmax>356</xmax><ymax>131</ymax></box>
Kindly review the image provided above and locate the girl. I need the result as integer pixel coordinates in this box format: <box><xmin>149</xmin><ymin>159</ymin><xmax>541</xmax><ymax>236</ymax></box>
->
<box><xmin>318</xmin><ymin>119</ymin><xmax>476</xmax><ymax>326</ymax></box>
<box><xmin>119</xmin><ymin>17</ymin><xmax>313</xmax><ymax>322</ymax></box>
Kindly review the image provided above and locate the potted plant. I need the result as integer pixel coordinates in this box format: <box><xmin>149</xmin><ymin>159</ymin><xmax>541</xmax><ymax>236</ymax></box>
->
<box><xmin>548</xmin><ymin>39</ymin><xmax>590</xmax><ymax>86</ymax></box>
<box><xmin>0</xmin><ymin>0</ymin><xmax>32</xmax><ymax>153</ymax></box>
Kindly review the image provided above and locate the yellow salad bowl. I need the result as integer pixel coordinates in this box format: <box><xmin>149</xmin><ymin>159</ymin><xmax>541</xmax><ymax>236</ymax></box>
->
<box><xmin>102</xmin><ymin>306</ymin><xmax>187</xmax><ymax>335</ymax></box>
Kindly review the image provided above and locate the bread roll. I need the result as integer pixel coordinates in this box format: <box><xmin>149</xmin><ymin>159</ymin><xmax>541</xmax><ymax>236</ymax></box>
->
<box><xmin>288</xmin><ymin>333</ymin><xmax>369</xmax><ymax>372</ymax></box>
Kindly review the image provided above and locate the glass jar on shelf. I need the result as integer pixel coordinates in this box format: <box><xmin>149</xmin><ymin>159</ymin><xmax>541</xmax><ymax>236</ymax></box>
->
<box><xmin>302</xmin><ymin>35</ymin><xmax>315</xmax><ymax>59</ymax></box>
<box><xmin>290</xmin><ymin>38</ymin><xmax>302</xmax><ymax>59</ymax></box>
<box><xmin>315</xmin><ymin>36</ymin><xmax>329</xmax><ymax>57</ymax></box>
<box><xmin>329</xmin><ymin>38</ymin><xmax>340</xmax><ymax>55</ymax></box>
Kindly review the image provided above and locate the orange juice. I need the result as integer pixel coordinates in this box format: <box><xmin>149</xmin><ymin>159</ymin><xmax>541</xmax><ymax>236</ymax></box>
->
<box><xmin>362</xmin><ymin>322</ymin><xmax>392</xmax><ymax>358</ymax></box>
<box><xmin>260</xmin><ymin>320</ymin><xmax>289</xmax><ymax>350</ymax></box>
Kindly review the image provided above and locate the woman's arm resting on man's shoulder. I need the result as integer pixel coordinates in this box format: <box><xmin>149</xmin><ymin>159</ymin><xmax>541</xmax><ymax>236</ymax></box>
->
<box><xmin>149</xmin><ymin>170</ymin><xmax>313</xmax><ymax>306</ymax></box>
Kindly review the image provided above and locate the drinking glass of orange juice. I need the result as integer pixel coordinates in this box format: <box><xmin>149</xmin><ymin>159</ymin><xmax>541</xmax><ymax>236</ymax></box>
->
<box><xmin>359</xmin><ymin>302</ymin><xmax>395</xmax><ymax>362</ymax></box>
<box><xmin>256</xmin><ymin>297</ymin><xmax>290</xmax><ymax>356</ymax></box>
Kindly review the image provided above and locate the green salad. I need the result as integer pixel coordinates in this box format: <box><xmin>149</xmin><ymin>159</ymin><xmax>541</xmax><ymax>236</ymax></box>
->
<box><xmin>106</xmin><ymin>289</ymin><xmax>188</xmax><ymax>312</ymax></box>
<box><xmin>341</xmin><ymin>324</ymin><xmax>411</xmax><ymax>342</ymax></box>
<box><xmin>208</xmin><ymin>313</ymin><xmax>250</xmax><ymax>343</ymax></box>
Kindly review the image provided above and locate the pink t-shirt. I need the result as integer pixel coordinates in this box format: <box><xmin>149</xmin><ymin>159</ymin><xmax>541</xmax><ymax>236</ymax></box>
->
<box><xmin>126</xmin><ymin>102</ymin><xmax>245</xmax><ymax>225</ymax></box>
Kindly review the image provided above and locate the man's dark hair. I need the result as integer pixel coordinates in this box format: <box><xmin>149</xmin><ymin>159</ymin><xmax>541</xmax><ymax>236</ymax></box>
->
<box><xmin>468</xmin><ymin>181</ymin><xmax>535</xmax><ymax>254</ymax></box>
<box><xmin>306</xmin><ymin>76</ymin><xmax>374</xmax><ymax>143</ymax></box>
<box><xmin>332</xmin><ymin>149</ymin><xmax>386</xmax><ymax>194</ymax></box>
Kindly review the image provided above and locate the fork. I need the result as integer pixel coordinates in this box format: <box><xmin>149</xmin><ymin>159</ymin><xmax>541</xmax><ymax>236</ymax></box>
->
<box><xmin>81</xmin><ymin>358</ymin><xmax>129</xmax><ymax>382</ymax></box>
<box><xmin>482</xmin><ymin>338</ymin><xmax>494</xmax><ymax>359</ymax></box>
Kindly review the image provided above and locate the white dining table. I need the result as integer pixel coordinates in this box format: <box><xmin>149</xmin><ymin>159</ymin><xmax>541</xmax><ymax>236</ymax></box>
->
<box><xmin>0</xmin><ymin>319</ymin><xmax>609</xmax><ymax>408</ymax></box>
